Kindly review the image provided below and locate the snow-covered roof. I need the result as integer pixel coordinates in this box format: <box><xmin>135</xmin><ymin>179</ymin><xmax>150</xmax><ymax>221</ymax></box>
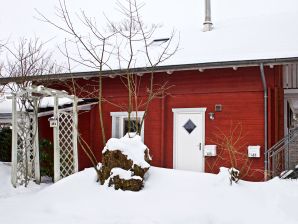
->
<box><xmin>0</xmin><ymin>95</ymin><xmax>73</xmax><ymax>114</ymax></box>
<box><xmin>1</xmin><ymin>0</ymin><xmax>298</xmax><ymax>72</ymax></box>
<box><xmin>0</xmin><ymin>95</ymin><xmax>12</xmax><ymax>114</ymax></box>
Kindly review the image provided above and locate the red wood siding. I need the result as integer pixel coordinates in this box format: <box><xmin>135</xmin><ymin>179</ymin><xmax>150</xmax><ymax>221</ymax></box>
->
<box><xmin>41</xmin><ymin>65</ymin><xmax>284</xmax><ymax>181</ymax></box>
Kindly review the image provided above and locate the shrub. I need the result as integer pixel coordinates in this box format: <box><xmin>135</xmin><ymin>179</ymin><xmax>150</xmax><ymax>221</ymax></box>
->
<box><xmin>0</xmin><ymin>127</ymin><xmax>12</xmax><ymax>162</ymax></box>
<box><xmin>39</xmin><ymin>138</ymin><xmax>54</xmax><ymax>180</ymax></box>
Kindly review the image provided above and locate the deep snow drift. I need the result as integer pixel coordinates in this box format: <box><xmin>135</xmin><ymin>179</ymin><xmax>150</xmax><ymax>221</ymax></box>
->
<box><xmin>0</xmin><ymin>162</ymin><xmax>49</xmax><ymax>199</ymax></box>
<box><xmin>0</xmin><ymin>162</ymin><xmax>298</xmax><ymax>224</ymax></box>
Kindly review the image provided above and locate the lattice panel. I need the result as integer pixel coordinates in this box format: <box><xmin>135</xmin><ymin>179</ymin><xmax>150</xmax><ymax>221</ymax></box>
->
<box><xmin>58</xmin><ymin>111</ymin><xmax>75</xmax><ymax>178</ymax></box>
<box><xmin>15</xmin><ymin>111</ymin><xmax>37</xmax><ymax>185</ymax></box>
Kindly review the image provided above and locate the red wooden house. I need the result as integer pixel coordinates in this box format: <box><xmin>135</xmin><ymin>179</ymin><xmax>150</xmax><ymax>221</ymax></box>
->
<box><xmin>36</xmin><ymin>60</ymin><xmax>287</xmax><ymax>181</ymax></box>
<box><xmin>1</xmin><ymin>0</ymin><xmax>298</xmax><ymax>181</ymax></box>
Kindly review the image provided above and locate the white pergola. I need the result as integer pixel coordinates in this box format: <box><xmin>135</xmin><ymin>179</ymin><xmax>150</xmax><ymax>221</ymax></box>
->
<box><xmin>11</xmin><ymin>86</ymin><xmax>78</xmax><ymax>187</ymax></box>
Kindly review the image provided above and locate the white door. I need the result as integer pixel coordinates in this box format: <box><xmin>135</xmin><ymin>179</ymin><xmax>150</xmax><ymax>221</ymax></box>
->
<box><xmin>172</xmin><ymin>108</ymin><xmax>206</xmax><ymax>172</ymax></box>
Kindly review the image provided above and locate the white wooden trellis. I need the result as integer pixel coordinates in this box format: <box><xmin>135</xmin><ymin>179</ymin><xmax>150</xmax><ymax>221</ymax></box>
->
<box><xmin>53</xmin><ymin>95</ymin><xmax>79</xmax><ymax>182</ymax></box>
<box><xmin>11</xmin><ymin>86</ymin><xmax>78</xmax><ymax>187</ymax></box>
<box><xmin>11</xmin><ymin>94</ymin><xmax>40</xmax><ymax>187</ymax></box>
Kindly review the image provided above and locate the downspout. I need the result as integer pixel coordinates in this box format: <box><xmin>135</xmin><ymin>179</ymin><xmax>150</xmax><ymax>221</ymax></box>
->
<box><xmin>161</xmin><ymin>95</ymin><xmax>165</xmax><ymax>167</ymax></box>
<box><xmin>260</xmin><ymin>63</ymin><xmax>268</xmax><ymax>180</ymax></box>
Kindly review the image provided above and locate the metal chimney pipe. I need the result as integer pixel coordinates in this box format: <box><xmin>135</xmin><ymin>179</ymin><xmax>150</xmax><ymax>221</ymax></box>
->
<box><xmin>203</xmin><ymin>0</ymin><xmax>213</xmax><ymax>32</ymax></box>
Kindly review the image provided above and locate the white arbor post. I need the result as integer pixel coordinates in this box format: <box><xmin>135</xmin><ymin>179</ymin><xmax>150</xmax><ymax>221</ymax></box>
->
<box><xmin>53</xmin><ymin>95</ymin><xmax>60</xmax><ymax>182</ymax></box>
<box><xmin>33</xmin><ymin>98</ymin><xmax>40</xmax><ymax>184</ymax></box>
<box><xmin>72</xmin><ymin>96</ymin><xmax>79</xmax><ymax>173</ymax></box>
<box><xmin>11</xmin><ymin>94</ymin><xmax>17</xmax><ymax>187</ymax></box>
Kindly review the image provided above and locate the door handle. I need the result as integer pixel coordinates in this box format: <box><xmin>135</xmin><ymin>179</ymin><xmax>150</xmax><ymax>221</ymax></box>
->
<box><xmin>198</xmin><ymin>143</ymin><xmax>202</xmax><ymax>150</ymax></box>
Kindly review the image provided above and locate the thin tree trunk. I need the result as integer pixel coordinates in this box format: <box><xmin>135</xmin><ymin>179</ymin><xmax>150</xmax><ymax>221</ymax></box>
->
<box><xmin>98</xmin><ymin>72</ymin><xmax>106</xmax><ymax>145</ymax></box>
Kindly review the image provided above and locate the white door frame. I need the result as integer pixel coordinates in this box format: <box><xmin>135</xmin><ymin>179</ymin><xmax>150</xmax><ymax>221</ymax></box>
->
<box><xmin>172</xmin><ymin>108</ymin><xmax>207</xmax><ymax>172</ymax></box>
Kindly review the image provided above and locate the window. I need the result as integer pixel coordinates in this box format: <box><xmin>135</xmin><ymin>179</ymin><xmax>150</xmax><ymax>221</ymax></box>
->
<box><xmin>123</xmin><ymin>118</ymin><xmax>142</xmax><ymax>135</ymax></box>
<box><xmin>183</xmin><ymin>119</ymin><xmax>197</xmax><ymax>134</ymax></box>
<box><xmin>149</xmin><ymin>38</ymin><xmax>170</xmax><ymax>47</ymax></box>
<box><xmin>110</xmin><ymin>111</ymin><xmax>145</xmax><ymax>141</ymax></box>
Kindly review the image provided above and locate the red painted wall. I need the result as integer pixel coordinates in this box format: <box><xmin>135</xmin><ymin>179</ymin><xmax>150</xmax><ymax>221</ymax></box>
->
<box><xmin>40</xmin><ymin>65</ymin><xmax>284</xmax><ymax>181</ymax></box>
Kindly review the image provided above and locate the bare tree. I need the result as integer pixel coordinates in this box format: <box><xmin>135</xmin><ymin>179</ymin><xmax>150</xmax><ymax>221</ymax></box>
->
<box><xmin>106</xmin><ymin>0</ymin><xmax>179</xmax><ymax>135</ymax></box>
<box><xmin>37</xmin><ymin>0</ymin><xmax>120</xmax><ymax>146</ymax></box>
<box><xmin>206</xmin><ymin>121</ymin><xmax>263</xmax><ymax>182</ymax></box>
<box><xmin>36</xmin><ymin>0</ymin><xmax>120</xmax><ymax>180</ymax></box>
<box><xmin>38</xmin><ymin>0</ymin><xmax>178</xmax><ymax>136</ymax></box>
<box><xmin>1</xmin><ymin>38</ymin><xmax>63</xmax><ymax>186</ymax></box>
<box><xmin>0</xmin><ymin>41</ymin><xmax>6</xmax><ymax>93</ymax></box>
<box><xmin>1</xmin><ymin>38</ymin><xmax>62</xmax><ymax>92</ymax></box>
<box><xmin>36</xmin><ymin>0</ymin><xmax>178</xmax><ymax>181</ymax></box>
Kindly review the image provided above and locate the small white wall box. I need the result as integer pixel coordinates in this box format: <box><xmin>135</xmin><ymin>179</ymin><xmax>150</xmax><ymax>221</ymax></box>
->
<box><xmin>248</xmin><ymin>146</ymin><xmax>261</xmax><ymax>158</ymax></box>
<box><xmin>204</xmin><ymin>145</ymin><xmax>217</xmax><ymax>156</ymax></box>
<box><xmin>49</xmin><ymin>117</ymin><xmax>58</xmax><ymax>127</ymax></box>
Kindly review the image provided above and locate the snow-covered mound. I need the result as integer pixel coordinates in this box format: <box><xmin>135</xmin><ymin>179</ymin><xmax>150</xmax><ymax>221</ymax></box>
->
<box><xmin>103</xmin><ymin>134</ymin><xmax>151</xmax><ymax>169</ymax></box>
<box><xmin>0</xmin><ymin>162</ymin><xmax>49</xmax><ymax>199</ymax></box>
<box><xmin>1</xmin><ymin>165</ymin><xmax>298</xmax><ymax>224</ymax></box>
<box><xmin>100</xmin><ymin>134</ymin><xmax>151</xmax><ymax>191</ymax></box>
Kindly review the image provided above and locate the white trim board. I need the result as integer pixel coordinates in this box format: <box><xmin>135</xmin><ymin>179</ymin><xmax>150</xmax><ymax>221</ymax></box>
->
<box><xmin>110</xmin><ymin>111</ymin><xmax>145</xmax><ymax>117</ymax></box>
<box><xmin>172</xmin><ymin>108</ymin><xmax>207</xmax><ymax>113</ymax></box>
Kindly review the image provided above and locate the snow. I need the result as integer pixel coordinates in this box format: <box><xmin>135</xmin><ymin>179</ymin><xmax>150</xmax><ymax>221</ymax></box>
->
<box><xmin>1</xmin><ymin>0</ymin><xmax>298</xmax><ymax>73</ymax></box>
<box><xmin>110</xmin><ymin>168</ymin><xmax>142</xmax><ymax>180</ymax></box>
<box><xmin>39</xmin><ymin>96</ymin><xmax>72</xmax><ymax>108</ymax></box>
<box><xmin>0</xmin><ymin>84</ymin><xmax>74</xmax><ymax>113</ymax></box>
<box><xmin>1</xmin><ymin>163</ymin><xmax>298</xmax><ymax>224</ymax></box>
<box><xmin>0</xmin><ymin>95</ymin><xmax>73</xmax><ymax>114</ymax></box>
<box><xmin>0</xmin><ymin>162</ymin><xmax>49</xmax><ymax>199</ymax></box>
<box><xmin>103</xmin><ymin>134</ymin><xmax>151</xmax><ymax>169</ymax></box>
<box><xmin>0</xmin><ymin>95</ymin><xmax>12</xmax><ymax>113</ymax></box>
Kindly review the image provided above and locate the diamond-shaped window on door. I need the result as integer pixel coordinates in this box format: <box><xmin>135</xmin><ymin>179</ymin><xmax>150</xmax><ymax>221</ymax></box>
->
<box><xmin>183</xmin><ymin>119</ymin><xmax>197</xmax><ymax>134</ymax></box>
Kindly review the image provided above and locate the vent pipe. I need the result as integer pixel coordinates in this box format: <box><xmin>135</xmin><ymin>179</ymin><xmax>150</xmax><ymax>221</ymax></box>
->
<box><xmin>203</xmin><ymin>0</ymin><xmax>213</xmax><ymax>32</ymax></box>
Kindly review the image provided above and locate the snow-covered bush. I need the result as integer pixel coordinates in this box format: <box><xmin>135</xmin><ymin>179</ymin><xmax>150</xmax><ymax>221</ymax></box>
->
<box><xmin>108</xmin><ymin>168</ymin><xmax>143</xmax><ymax>191</ymax></box>
<box><xmin>98</xmin><ymin>134</ymin><xmax>152</xmax><ymax>191</ymax></box>
<box><xmin>228</xmin><ymin>167</ymin><xmax>240</xmax><ymax>185</ymax></box>
<box><xmin>218</xmin><ymin>167</ymin><xmax>240</xmax><ymax>185</ymax></box>
<box><xmin>39</xmin><ymin>138</ymin><xmax>54</xmax><ymax>180</ymax></box>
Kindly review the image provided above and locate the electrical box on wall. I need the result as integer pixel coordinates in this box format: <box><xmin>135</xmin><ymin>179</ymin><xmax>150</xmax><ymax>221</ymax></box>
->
<box><xmin>248</xmin><ymin>146</ymin><xmax>260</xmax><ymax>158</ymax></box>
<box><xmin>215</xmin><ymin>104</ymin><xmax>222</xmax><ymax>112</ymax></box>
<box><xmin>204</xmin><ymin>145</ymin><xmax>217</xmax><ymax>156</ymax></box>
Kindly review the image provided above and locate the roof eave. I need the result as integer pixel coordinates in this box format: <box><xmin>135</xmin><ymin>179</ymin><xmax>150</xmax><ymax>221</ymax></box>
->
<box><xmin>1</xmin><ymin>57</ymin><xmax>298</xmax><ymax>84</ymax></box>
